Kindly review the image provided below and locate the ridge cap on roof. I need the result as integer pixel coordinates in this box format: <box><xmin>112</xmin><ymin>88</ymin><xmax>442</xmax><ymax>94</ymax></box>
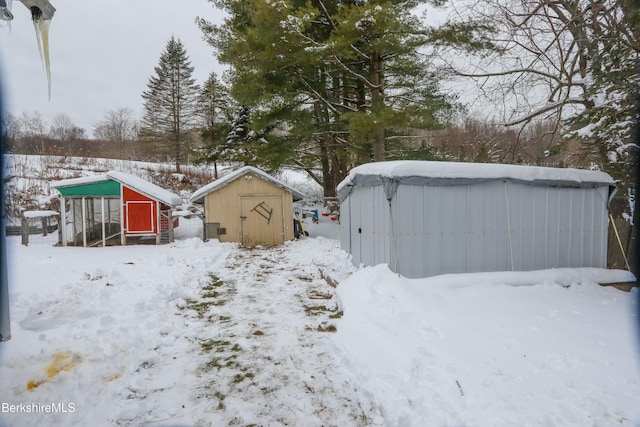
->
<box><xmin>189</xmin><ymin>166</ymin><xmax>306</xmax><ymax>203</ymax></box>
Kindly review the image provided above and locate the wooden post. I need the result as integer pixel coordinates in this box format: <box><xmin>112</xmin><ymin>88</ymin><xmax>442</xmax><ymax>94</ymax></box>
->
<box><xmin>60</xmin><ymin>196</ymin><xmax>67</xmax><ymax>247</ymax></box>
<box><xmin>81</xmin><ymin>197</ymin><xmax>87</xmax><ymax>247</ymax></box>
<box><xmin>155</xmin><ymin>203</ymin><xmax>161</xmax><ymax>245</ymax></box>
<box><xmin>101</xmin><ymin>197</ymin><xmax>106</xmax><ymax>247</ymax></box>
<box><xmin>21</xmin><ymin>217</ymin><xmax>29</xmax><ymax>246</ymax></box>
<box><xmin>169</xmin><ymin>210</ymin><xmax>175</xmax><ymax>243</ymax></box>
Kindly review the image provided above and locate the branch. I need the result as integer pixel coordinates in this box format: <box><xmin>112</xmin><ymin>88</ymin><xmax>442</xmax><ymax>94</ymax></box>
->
<box><xmin>291</xmin><ymin>159</ymin><xmax>322</xmax><ymax>186</ymax></box>
<box><xmin>504</xmin><ymin>98</ymin><xmax>588</xmax><ymax>126</ymax></box>
<box><xmin>454</xmin><ymin>67</ymin><xmax>561</xmax><ymax>82</ymax></box>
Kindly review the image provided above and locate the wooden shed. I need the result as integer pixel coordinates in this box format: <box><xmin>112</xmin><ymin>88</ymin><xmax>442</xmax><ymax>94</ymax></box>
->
<box><xmin>337</xmin><ymin>160</ymin><xmax>616</xmax><ymax>278</ymax></box>
<box><xmin>52</xmin><ymin>171</ymin><xmax>182</xmax><ymax>247</ymax></box>
<box><xmin>189</xmin><ymin>166</ymin><xmax>306</xmax><ymax>246</ymax></box>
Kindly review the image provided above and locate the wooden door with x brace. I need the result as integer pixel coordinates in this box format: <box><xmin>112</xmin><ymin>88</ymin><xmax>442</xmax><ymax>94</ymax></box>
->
<box><xmin>240</xmin><ymin>195</ymin><xmax>284</xmax><ymax>246</ymax></box>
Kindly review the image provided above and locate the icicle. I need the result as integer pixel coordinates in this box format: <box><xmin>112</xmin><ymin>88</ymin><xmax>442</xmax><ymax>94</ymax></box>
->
<box><xmin>0</xmin><ymin>0</ymin><xmax>14</xmax><ymax>22</ymax></box>
<box><xmin>41</xmin><ymin>18</ymin><xmax>51</xmax><ymax>100</ymax></box>
<box><xmin>30</xmin><ymin>6</ymin><xmax>52</xmax><ymax>100</ymax></box>
<box><xmin>32</xmin><ymin>13</ymin><xmax>44</xmax><ymax>66</ymax></box>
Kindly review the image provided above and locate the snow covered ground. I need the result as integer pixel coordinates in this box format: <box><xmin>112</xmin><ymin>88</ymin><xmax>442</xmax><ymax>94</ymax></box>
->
<box><xmin>1</xmin><ymin>214</ymin><xmax>639</xmax><ymax>426</ymax></box>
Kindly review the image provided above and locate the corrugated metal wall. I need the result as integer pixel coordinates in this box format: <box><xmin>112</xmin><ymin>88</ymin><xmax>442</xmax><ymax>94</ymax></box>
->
<box><xmin>341</xmin><ymin>180</ymin><xmax>610</xmax><ymax>278</ymax></box>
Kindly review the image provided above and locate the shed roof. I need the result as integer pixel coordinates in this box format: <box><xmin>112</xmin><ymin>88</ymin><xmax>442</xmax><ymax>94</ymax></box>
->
<box><xmin>189</xmin><ymin>166</ymin><xmax>306</xmax><ymax>203</ymax></box>
<box><xmin>52</xmin><ymin>171</ymin><xmax>183</xmax><ymax>207</ymax></box>
<box><xmin>337</xmin><ymin>160</ymin><xmax>616</xmax><ymax>202</ymax></box>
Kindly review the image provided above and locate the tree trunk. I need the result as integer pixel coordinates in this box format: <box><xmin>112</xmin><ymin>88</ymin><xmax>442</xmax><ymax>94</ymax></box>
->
<box><xmin>371</xmin><ymin>50</ymin><xmax>385</xmax><ymax>162</ymax></box>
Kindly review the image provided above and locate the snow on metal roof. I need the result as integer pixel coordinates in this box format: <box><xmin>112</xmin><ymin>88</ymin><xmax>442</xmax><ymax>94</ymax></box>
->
<box><xmin>337</xmin><ymin>160</ymin><xmax>616</xmax><ymax>202</ymax></box>
<box><xmin>50</xmin><ymin>174</ymin><xmax>110</xmax><ymax>188</ymax></box>
<box><xmin>190</xmin><ymin>166</ymin><xmax>306</xmax><ymax>203</ymax></box>
<box><xmin>107</xmin><ymin>171</ymin><xmax>183</xmax><ymax>207</ymax></box>
<box><xmin>52</xmin><ymin>171</ymin><xmax>182</xmax><ymax>207</ymax></box>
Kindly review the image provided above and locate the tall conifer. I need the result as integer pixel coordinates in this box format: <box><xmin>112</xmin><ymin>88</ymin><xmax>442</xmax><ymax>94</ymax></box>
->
<box><xmin>141</xmin><ymin>36</ymin><xmax>200</xmax><ymax>172</ymax></box>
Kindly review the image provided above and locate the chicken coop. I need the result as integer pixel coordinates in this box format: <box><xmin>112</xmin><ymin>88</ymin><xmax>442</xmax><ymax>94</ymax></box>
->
<box><xmin>52</xmin><ymin>171</ymin><xmax>182</xmax><ymax>247</ymax></box>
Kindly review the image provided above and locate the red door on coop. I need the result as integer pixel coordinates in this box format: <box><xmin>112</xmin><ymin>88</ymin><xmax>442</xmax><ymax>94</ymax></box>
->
<box><xmin>122</xmin><ymin>186</ymin><xmax>157</xmax><ymax>234</ymax></box>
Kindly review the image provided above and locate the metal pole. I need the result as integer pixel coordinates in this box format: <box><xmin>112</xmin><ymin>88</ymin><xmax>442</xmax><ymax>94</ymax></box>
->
<box><xmin>1</xmin><ymin>98</ymin><xmax>11</xmax><ymax>341</ymax></box>
<box><xmin>0</xmin><ymin>199</ymin><xmax>9</xmax><ymax>342</ymax></box>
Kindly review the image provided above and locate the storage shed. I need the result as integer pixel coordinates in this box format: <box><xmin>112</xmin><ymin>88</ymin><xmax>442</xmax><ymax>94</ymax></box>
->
<box><xmin>337</xmin><ymin>161</ymin><xmax>616</xmax><ymax>278</ymax></box>
<box><xmin>189</xmin><ymin>166</ymin><xmax>305</xmax><ymax>246</ymax></box>
<box><xmin>52</xmin><ymin>171</ymin><xmax>182</xmax><ymax>247</ymax></box>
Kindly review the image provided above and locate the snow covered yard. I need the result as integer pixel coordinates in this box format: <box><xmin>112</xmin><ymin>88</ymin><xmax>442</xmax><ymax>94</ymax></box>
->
<box><xmin>0</xmin><ymin>227</ymin><xmax>639</xmax><ymax>426</ymax></box>
<box><xmin>0</xmin><ymin>234</ymin><xmax>379</xmax><ymax>426</ymax></box>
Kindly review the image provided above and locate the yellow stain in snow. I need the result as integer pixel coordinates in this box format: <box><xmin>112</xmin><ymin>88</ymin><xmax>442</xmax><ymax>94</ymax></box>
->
<box><xmin>27</xmin><ymin>352</ymin><xmax>81</xmax><ymax>391</ymax></box>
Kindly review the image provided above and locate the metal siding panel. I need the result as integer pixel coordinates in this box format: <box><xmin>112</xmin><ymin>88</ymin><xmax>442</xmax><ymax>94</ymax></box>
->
<box><xmin>358</xmin><ymin>187</ymin><xmax>376</xmax><ymax>267</ymax></box>
<box><xmin>467</xmin><ymin>184</ymin><xmax>484</xmax><ymax>272</ymax></box>
<box><xmin>395</xmin><ymin>185</ymin><xmax>415</xmax><ymax>277</ymax></box>
<box><xmin>347</xmin><ymin>189</ymin><xmax>361</xmax><ymax>266</ymax></box>
<box><xmin>340</xmin><ymin>199</ymin><xmax>351</xmax><ymax>255</ymax></box>
<box><xmin>558</xmin><ymin>189</ymin><xmax>573</xmax><ymax>266</ymax></box>
<box><xmin>507</xmin><ymin>181</ymin><xmax>535</xmax><ymax>271</ymax></box>
<box><xmin>491</xmin><ymin>182</ymin><xmax>506</xmax><ymax>271</ymax></box>
<box><xmin>438</xmin><ymin>185</ymin><xmax>455</xmax><ymax>274</ymax></box>
<box><xmin>502</xmin><ymin>181</ymin><xmax>526</xmax><ymax>271</ymax></box>
<box><xmin>389</xmin><ymin>192</ymin><xmax>399</xmax><ymax>273</ymax></box>
<box><xmin>546</xmin><ymin>189</ymin><xmax>561</xmax><ymax>268</ymax></box>
<box><xmin>594</xmin><ymin>187</ymin><xmax>609</xmax><ymax>267</ymax></box>
<box><xmin>455</xmin><ymin>186</ymin><xmax>468</xmax><ymax>273</ymax></box>
<box><xmin>482</xmin><ymin>182</ymin><xmax>509</xmax><ymax>272</ymax></box>
<box><xmin>424</xmin><ymin>186</ymin><xmax>443</xmax><ymax>276</ymax></box>
<box><xmin>570</xmin><ymin>189</ymin><xmax>586</xmax><ymax>266</ymax></box>
<box><xmin>581</xmin><ymin>190</ymin><xmax>595</xmax><ymax>266</ymax></box>
<box><xmin>383</xmin><ymin>187</ymin><xmax>393</xmax><ymax>267</ymax></box>
<box><xmin>531</xmin><ymin>187</ymin><xmax>548</xmax><ymax>269</ymax></box>
<box><xmin>496</xmin><ymin>182</ymin><xmax>512</xmax><ymax>272</ymax></box>
<box><xmin>410</xmin><ymin>184</ymin><xmax>426</xmax><ymax>278</ymax></box>
<box><xmin>373</xmin><ymin>185</ymin><xmax>388</xmax><ymax>266</ymax></box>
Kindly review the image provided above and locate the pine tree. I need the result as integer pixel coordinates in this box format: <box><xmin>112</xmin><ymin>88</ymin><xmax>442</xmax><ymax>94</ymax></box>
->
<box><xmin>220</xmin><ymin>106</ymin><xmax>288</xmax><ymax>172</ymax></box>
<box><xmin>140</xmin><ymin>36</ymin><xmax>200</xmax><ymax>172</ymax></box>
<box><xmin>199</xmin><ymin>0</ymin><xmax>458</xmax><ymax>195</ymax></box>
<box><xmin>194</xmin><ymin>72</ymin><xmax>234</xmax><ymax>178</ymax></box>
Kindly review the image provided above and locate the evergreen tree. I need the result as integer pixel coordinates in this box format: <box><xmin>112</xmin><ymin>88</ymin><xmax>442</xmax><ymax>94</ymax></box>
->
<box><xmin>140</xmin><ymin>36</ymin><xmax>200</xmax><ymax>172</ymax></box>
<box><xmin>199</xmin><ymin>0</ymin><xmax>457</xmax><ymax>196</ymax></box>
<box><xmin>217</xmin><ymin>106</ymin><xmax>293</xmax><ymax>173</ymax></box>
<box><xmin>194</xmin><ymin>72</ymin><xmax>234</xmax><ymax>178</ymax></box>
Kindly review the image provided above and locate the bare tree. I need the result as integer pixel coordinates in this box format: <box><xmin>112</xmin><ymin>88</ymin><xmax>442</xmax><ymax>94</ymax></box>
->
<box><xmin>49</xmin><ymin>114</ymin><xmax>85</xmax><ymax>155</ymax></box>
<box><xmin>93</xmin><ymin>107</ymin><xmax>138</xmax><ymax>154</ymax></box>
<box><xmin>1</xmin><ymin>113</ymin><xmax>21</xmax><ymax>152</ymax></box>
<box><xmin>439</xmin><ymin>0</ymin><xmax>639</xmax><ymax>167</ymax></box>
<box><xmin>18</xmin><ymin>111</ymin><xmax>48</xmax><ymax>154</ymax></box>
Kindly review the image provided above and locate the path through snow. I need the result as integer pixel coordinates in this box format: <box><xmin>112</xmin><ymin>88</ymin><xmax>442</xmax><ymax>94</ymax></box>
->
<box><xmin>186</xmin><ymin>241</ymin><xmax>380</xmax><ymax>426</ymax></box>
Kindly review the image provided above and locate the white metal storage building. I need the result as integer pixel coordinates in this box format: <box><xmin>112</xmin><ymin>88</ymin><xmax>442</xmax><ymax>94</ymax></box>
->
<box><xmin>337</xmin><ymin>161</ymin><xmax>616</xmax><ymax>278</ymax></box>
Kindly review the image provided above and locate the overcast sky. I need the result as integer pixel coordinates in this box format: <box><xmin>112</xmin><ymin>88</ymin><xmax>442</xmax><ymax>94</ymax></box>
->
<box><xmin>0</xmin><ymin>0</ymin><xmax>226</xmax><ymax>138</ymax></box>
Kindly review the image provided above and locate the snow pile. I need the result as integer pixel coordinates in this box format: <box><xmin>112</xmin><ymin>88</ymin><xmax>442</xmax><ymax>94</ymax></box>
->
<box><xmin>333</xmin><ymin>264</ymin><xmax>640</xmax><ymax>426</ymax></box>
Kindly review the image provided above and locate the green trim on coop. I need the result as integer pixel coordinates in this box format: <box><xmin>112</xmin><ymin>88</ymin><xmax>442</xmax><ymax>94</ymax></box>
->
<box><xmin>56</xmin><ymin>180</ymin><xmax>121</xmax><ymax>197</ymax></box>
